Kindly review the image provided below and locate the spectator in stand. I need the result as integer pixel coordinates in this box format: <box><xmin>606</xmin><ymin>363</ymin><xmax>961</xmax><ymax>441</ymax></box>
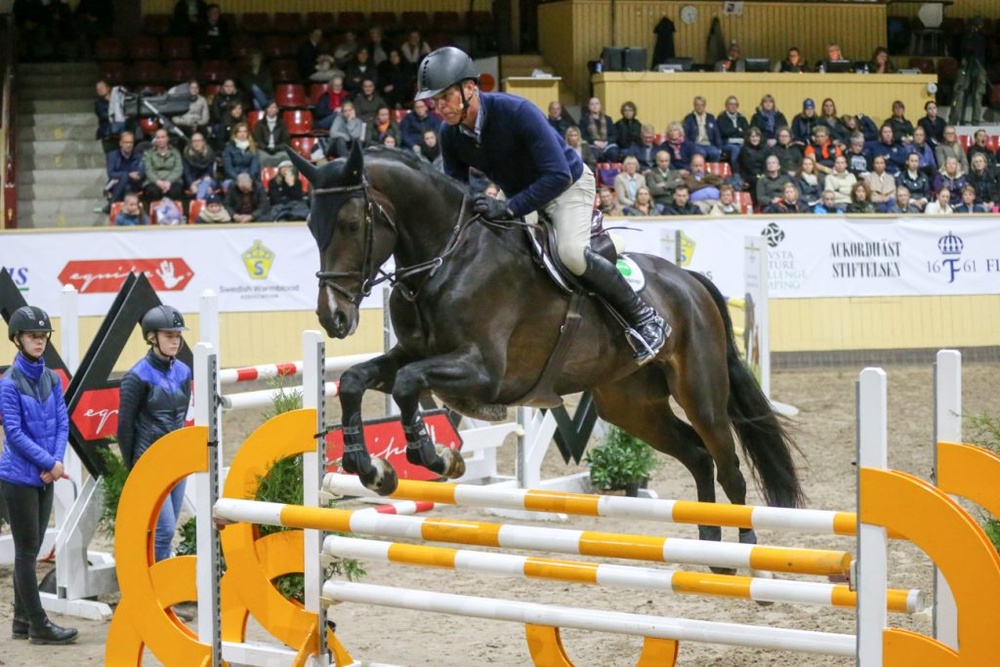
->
<box><xmin>325</xmin><ymin>101</ymin><xmax>366</xmax><ymax>159</ymax></box>
<box><xmin>224</xmin><ymin>173</ymin><xmax>269</xmax><ymax>222</ymax></box>
<box><xmin>142</xmin><ymin>129</ymin><xmax>184</xmax><ymax>203</ymax></box>
<box><xmin>817</xmin><ymin>98</ymin><xmax>847</xmax><ymax>145</ymax></box>
<box><xmin>214</xmin><ymin>100</ymin><xmax>247</xmax><ymax>152</ymax></box>
<box><xmin>401</xmin><ymin>29</ymin><xmax>431</xmax><ymax>67</ymax></box>
<box><xmin>113</xmin><ymin>193</ymin><xmax>149</xmax><ymax>226</ymax></box>
<box><xmin>750</xmin><ymin>94</ymin><xmax>788</xmax><ymax>147</ymax></box>
<box><xmin>365</xmin><ymin>105</ymin><xmax>401</xmax><ymax>147</ymax></box>
<box><xmin>221</xmin><ymin>122</ymin><xmax>261</xmax><ymax>190</ymax></box>
<box><xmin>844</xmin><ymin>133</ymin><xmax>872</xmax><ymax>178</ymax></box>
<box><xmin>813</xmin><ymin>190</ymin><xmax>844</xmax><ymax>214</ymax></box>
<box><xmin>613</xmin><ymin>156</ymin><xmax>646</xmax><ymax>208</ymax></box>
<box><xmin>709</xmin><ymin>184</ymin><xmax>742</xmax><ymax>215</ymax></box>
<box><xmin>195</xmin><ymin>194</ymin><xmax>232</xmax><ymax>223</ymax></box>
<box><xmin>623</xmin><ymin>186</ymin><xmax>663</xmax><ymax>216</ymax></box>
<box><xmin>736</xmin><ymin>127</ymin><xmax>768</xmax><ymax>193</ymax></box>
<box><xmin>816</xmin><ymin>43</ymin><xmax>848</xmax><ymax>72</ymax></box>
<box><xmin>579</xmin><ymin>97</ymin><xmax>619</xmax><ymax>162</ymax></box>
<box><xmin>94</xmin><ymin>80</ymin><xmax>124</xmax><ymax>147</ymax></box>
<box><xmin>297</xmin><ymin>27</ymin><xmax>326</xmax><ymax>81</ymax></box>
<box><xmin>682</xmin><ymin>153</ymin><xmax>723</xmax><ymax>209</ymax></box>
<box><xmin>967</xmin><ymin>129</ymin><xmax>997</xmax><ymax>168</ymax></box>
<box><xmin>365</xmin><ymin>25</ymin><xmax>392</xmax><ymax>66</ymax></box>
<box><xmin>935</xmin><ymin>126</ymin><xmax>969</xmax><ymax>174</ymax></box>
<box><xmin>239</xmin><ymin>50</ymin><xmax>274</xmax><ymax>112</ymax></box>
<box><xmin>918</xmin><ymin>101</ymin><xmax>946</xmax><ymax>147</ymax></box>
<box><xmin>791</xmin><ymin>99</ymin><xmax>818</xmax><ymax>145</ymax></box>
<box><xmin>769</xmin><ymin>126</ymin><xmax>803</xmax><ymax>174</ymax></box>
<box><xmin>888</xmin><ymin>186</ymin><xmax>920</xmax><ymax>214</ymax></box>
<box><xmin>344</xmin><ymin>47</ymin><xmax>377</xmax><ymax>94</ymax></box>
<box><xmin>565</xmin><ymin>126</ymin><xmax>597</xmax><ymax>173</ymax></box>
<box><xmin>886</xmin><ymin>101</ymin><xmax>914</xmax><ymax>145</ymax></box>
<box><xmin>378</xmin><ymin>49</ymin><xmax>414</xmax><ymax>108</ymax></box>
<box><xmin>717</xmin><ymin>95</ymin><xmax>749</xmax><ymax>165</ymax></box>
<box><xmin>646</xmin><ymin>150</ymin><xmax>683</xmax><ymax>208</ymax></box>
<box><xmin>763</xmin><ymin>182</ymin><xmax>809</xmax><ymax>214</ymax></box>
<box><xmin>906</xmin><ymin>126</ymin><xmax>938</xmax><ymax>178</ymax></box>
<box><xmin>547</xmin><ymin>101</ymin><xmax>576</xmax><ymax>137</ymax></box>
<box><xmin>170</xmin><ymin>81</ymin><xmax>210</xmax><ymax>137</ymax></box>
<box><xmin>267</xmin><ymin>160</ymin><xmax>310</xmax><ymax>221</ymax></box>
<box><xmin>934</xmin><ymin>155</ymin><xmax>968</xmax><ymax>203</ymax></box>
<box><xmin>417</xmin><ymin>129</ymin><xmax>443</xmax><ymax>172</ymax></box>
<box><xmin>103</xmin><ymin>132</ymin><xmax>145</xmax><ymax>211</ymax></box>
<box><xmin>663</xmin><ymin>184</ymin><xmax>702</xmax><ymax>215</ymax></box>
<box><xmin>954</xmin><ymin>184</ymin><xmax>989</xmax><ymax>213</ymax></box>
<box><xmin>352</xmin><ymin>78</ymin><xmax>387</xmax><ymax>124</ymax></box>
<box><xmin>866</xmin><ymin>125</ymin><xmax>907</xmax><ymax>176</ymax></box>
<box><xmin>171</xmin><ymin>0</ymin><xmax>207</xmax><ymax>37</ymax></box>
<box><xmin>924</xmin><ymin>188</ymin><xmax>953</xmax><ymax>214</ymax></box>
<box><xmin>755</xmin><ymin>154</ymin><xmax>792</xmax><ymax>208</ymax></box>
<box><xmin>804</xmin><ymin>125</ymin><xmax>841</xmax><ymax>175</ymax></box>
<box><xmin>252</xmin><ymin>101</ymin><xmax>291</xmax><ymax>168</ymax></box>
<box><xmin>865</xmin><ymin>155</ymin><xmax>897</xmax><ymax>211</ymax></box>
<box><xmin>777</xmin><ymin>47</ymin><xmax>808</xmax><ymax>73</ymax></box>
<box><xmin>845</xmin><ymin>112</ymin><xmax>879</xmax><ymax>143</ymax></box>
<box><xmin>846</xmin><ymin>181</ymin><xmax>876</xmax><ymax>213</ymax></box>
<box><xmin>625</xmin><ymin>125</ymin><xmax>660</xmax><ymax>172</ymax></box>
<box><xmin>662</xmin><ymin>122</ymin><xmax>698</xmax><ymax>170</ymax></box>
<box><xmin>597</xmin><ymin>187</ymin><xmax>624</xmax><ymax>216</ymax></box>
<box><xmin>614</xmin><ymin>101</ymin><xmax>643</xmax><ymax>154</ymax></box>
<box><xmin>400</xmin><ymin>98</ymin><xmax>442</xmax><ymax>149</ymax></box>
<box><xmin>714</xmin><ymin>40</ymin><xmax>746</xmax><ymax>72</ymax></box>
<box><xmin>211</xmin><ymin>79</ymin><xmax>243</xmax><ymax>131</ymax></box>
<box><xmin>898</xmin><ymin>152</ymin><xmax>931</xmax><ymax>210</ymax></box>
<box><xmin>181</xmin><ymin>131</ymin><xmax>217</xmax><ymax>200</ymax></box>
<box><xmin>381</xmin><ymin>135</ymin><xmax>398</xmax><ymax>148</ymax></box>
<box><xmin>868</xmin><ymin>47</ymin><xmax>896</xmax><ymax>74</ymax></box>
<box><xmin>683</xmin><ymin>96</ymin><xmax>723</xmax><ymax>161</ymax></box>
<box><xmin>196</xmin><ymin>4</ymin><xmax>229</xmax><ymax>61</ymax></box>
<box><xmin>794</xmin><ymin>155</ymin><xmax>825</xmax><ymax>208</ymax></box>
<box><xmin>824</xmin><ymin>154</ymin><xmax>856</xmax><ymax>205</ymax></box>
<box><xmin>313</xmin><ymin>75</ymin><xmax>351</xmax><ymax>131</ymax></box>
<box><xmin>310</xmin><ymin>54</ymin><xmax>345</xmax><ymax>84</ymax></box>
<box><xmin>966</xmin><ymin>153</ymin><xmax>998</xmax><ymax>209</ymax></box>
<box><xmin>333</xmin><ymin>30</ymin><xmax>359</xmax><ymax>70</ymax></box>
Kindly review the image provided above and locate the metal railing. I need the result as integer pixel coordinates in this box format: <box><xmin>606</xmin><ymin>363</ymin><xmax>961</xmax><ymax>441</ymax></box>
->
<box><xmin>1</xmin><ymin>14</ymin><xmax>15</xmax><ymax>230</ymax></box>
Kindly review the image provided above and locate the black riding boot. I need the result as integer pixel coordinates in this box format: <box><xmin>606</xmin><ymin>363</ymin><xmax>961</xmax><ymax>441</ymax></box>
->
<box><xmin>28</xmin><ymin>617</ymin><xmax>78</xmax><ymax>645</ymax></box>
<box><xmin>577</xmin><ymin>249</ymin><xmax>669</xmax><ymax>364</ymax></box>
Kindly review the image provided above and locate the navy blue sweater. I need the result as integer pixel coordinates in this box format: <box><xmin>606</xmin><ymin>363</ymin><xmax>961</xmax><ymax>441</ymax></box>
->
<box><xmin>440</xmin><ymin>92</ymin><xmax>584</xmax><ymax>217</ymax></box>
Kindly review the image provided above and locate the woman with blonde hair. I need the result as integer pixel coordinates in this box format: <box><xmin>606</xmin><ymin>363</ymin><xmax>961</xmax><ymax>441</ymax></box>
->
<box><xmin>613</xmin><ymin>155</ymin><xmax>646</xmax><ymax>208</ymax></box>
<box><xmin>623</xmin><ymin>186</ymin><xmax>663</xmax><ymax>216</ymax></box>
<box><xmin>221</xmin><ymin>121</ymin><xmax>260</xmax><ymax>191</ymax></box>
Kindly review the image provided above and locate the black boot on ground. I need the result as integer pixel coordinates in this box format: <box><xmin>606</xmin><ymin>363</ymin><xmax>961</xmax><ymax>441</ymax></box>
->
<box><xmin>28</xmin><ymin>618</ymin><xmax>79</xmax><ymax>645</ymax></box>
<box><xmin>12</xmin><ymin>618</ymin><xmax>28</xmax><ymax>640</ymax></box>
<box><xmin>577</xmin><ymin>249</ymin><xmax>669</xmax><ymax>365</ymax></box>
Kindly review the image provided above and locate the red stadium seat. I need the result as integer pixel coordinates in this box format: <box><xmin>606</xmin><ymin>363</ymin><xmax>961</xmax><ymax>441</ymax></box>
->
<box><xmin>735</xmin><ymin>191</ymin><xmax>754</xmax><ymax>214</ymax></box>
<box><xmin>240</xmin><ymin>12</ymin><xmax>271</xmax><ymax>35</ymax></box>
<box><xmin>142</xmin><ymin>14</ymin><xmax>172</xmax><ymax>36</ymax></box>
<box><xmin>305</xmin><ymin>12</ymin><xmax>336</xmax><ymax>32</ymax></box>
<box><xmin>98</xmin><ymin>61</ymin><xmax>127</xmax><ymax>85</ymax></box>
<box><xmin>130</xmin><ymin>61</ymin><xmax>166</xmax><ymax>87</ymax></box>
<box><xmin>139</xmin><ymin>116</ymin><xmax>160</xmax><ymax>135</ymax></box>
<box><xmin>289</xmin><ymin>137</ymin><xmax>318</xmax><ymax>160</ymax></box>
<box><xmin>203</xmin><ymin>83</ymin><xmax>220</xmax><ymax>101</ymax></box>
<box><xmin>338</xmin><ymin>12</ymin><xmax>367</xmax><ymax>33</ymax></box>
<box><xmin>95</xmin><ymin>37</ymin><xmax>126</xmax><ymax>61</ymax></box>
<box><xmin>150</xmin><ymin>199</ymin><xmax>183</xmax><ymax>225</ymax></box>
<box><xmin>309</xmin><ymin>83</ymin><xmax>329</xmax><ymax>105</ymax></box>
<box><xmin>704</xmin><ymin>162</ymin><xmax>732</xmax><ymax>177</ymax></box>
<box><xmin>270</xmin><ymin>59</ymin><xmax>298</xmax><ymax>83</ymax></box>
<box><xmin>128</xmin><ymin>36</ymin><xmax>160</xmax><ymax>61</ymax></box>
<box><xmin>188</xmin><ymin>199</ymin><xmax>205</xmax><ymax>224</ymax></box>
<box><xmin>260</xmin><ymin>166</ymin><xmax>278</xmax><ymax>190</ymax></box>
<box><xmin>263</xmin><ymin>35</ymin><xmax>295</xmax><ymax>59</ymax></box>
<box><xmin>283</xmin><ymin>109</ymin><xmax>314</xmax><ymax>135</ymax></box>
<box><xmin>246</xmin><ymin>110</ymin><xmax>264</xmax><ymax>131</ymax></box>
<box><xmin>230</xmin><ymin>34</ymin><xmax>256</xmax><ymax>59</ymax></box>
<box><xmin>162</xmin><ymin>36</ymin><xmax>192</xmax><ymax>60</ymax></box>
<box><xmin>274</xmin><ymin>12</ymin><xmax>303</xmax><ymax>34</ymax></box>
<box><xmin>108</xmin><ymin>202</ymin><xmax>124</xmax><ymax>225</ymax></box>
<box><xmin>392</xmin><ymin>109</ymin><xmax>409</xmax><ymax>124</ymax></box>
<box><xmin>200</xmin><ymin>60</ymin><xmax>232</xmax><ymax>84</ymax></box>
<box><xmin>166</xmin><ymin>59</ymin><xmax>198</xmax><ymax>83</ymax></box>
<box><xmin>275</xmin><ymin>84</ymin><xmax>308</xmax><ymax>109</ymax></box>
<box><xmin>596</xmin><ymin>162</ymin><xmax>622</xmax><ymax>187</ymax></box>
<box><xmin>958</xmin><ymin>134</ymin><xmax>973</xmax><ymax>151</ymax></box>
<box><xmin>402</xmin><ymin>12</ymin><xmax>431</xmax><ymax>32</ymax></box>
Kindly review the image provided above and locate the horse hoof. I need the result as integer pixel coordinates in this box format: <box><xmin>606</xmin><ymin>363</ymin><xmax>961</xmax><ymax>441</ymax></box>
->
<box><xmin>363</xmin><ymin>458</ymin><xmax>398</xmax><ymax>496</ymax></box>
<box><xmin>436</xmin><ymin>445</ymin><xmax>466</xmax><ymax>479</ymax></box>
<box><xmin>709</xmin><ymin>566</ymin><xmax>737</xmax><ymax>576</ymax></box>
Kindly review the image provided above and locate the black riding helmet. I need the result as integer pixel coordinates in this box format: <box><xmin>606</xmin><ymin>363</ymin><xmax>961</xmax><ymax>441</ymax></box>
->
<box><xmin>140</xmin><ymin>305</ymin><xmax>188</xmax><ymax>340</ymax></box>
<box><xmin>414</xmin><ymin>46</ymin><xmax>480</xmax><ymax>101</ymax></box>
<box><xmin>7</xmin><ymin>305</ymin><xmax>53</xmax><ymax>341</ymax></box>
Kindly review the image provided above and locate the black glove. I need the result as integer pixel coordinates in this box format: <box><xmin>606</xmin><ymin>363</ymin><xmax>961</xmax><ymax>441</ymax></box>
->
<box><xmin>472</xmin><ymin>193</ymin><xmax>514</xmax><ymax>221</ymax></box>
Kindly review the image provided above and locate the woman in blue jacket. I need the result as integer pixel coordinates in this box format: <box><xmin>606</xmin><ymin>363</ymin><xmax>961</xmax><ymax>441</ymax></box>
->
<box><xmin>117</xmin><ymin>305</ymin><xmax>192</xmax><ymax>562</ymax></box>
<box><xmin>0</xmin><ymin>306</ymin><xmax>78</xmax><ymax>644</ymax></box>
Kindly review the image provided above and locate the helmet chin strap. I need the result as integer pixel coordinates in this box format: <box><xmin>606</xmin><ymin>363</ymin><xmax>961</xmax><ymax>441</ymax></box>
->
<box><xmin>458</xmin><ymin>84</ymin><xmax>476</xmax><ymax>125</ymax></box>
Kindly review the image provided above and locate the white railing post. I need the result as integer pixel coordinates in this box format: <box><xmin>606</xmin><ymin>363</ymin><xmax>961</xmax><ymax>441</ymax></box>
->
<box><xmin>194</xmin><ymin>343</ymin><xmax>222</xmax><ymax>664</ymax></box>
<box><xmin>302</xmin><ymin>330</ymin><xmax>329</xmax><ymax>665</ymax></box>
<box><xmin>933</xmin><ymin>349</ymin><xmax>961</xmax><ymax>650</ymax></box>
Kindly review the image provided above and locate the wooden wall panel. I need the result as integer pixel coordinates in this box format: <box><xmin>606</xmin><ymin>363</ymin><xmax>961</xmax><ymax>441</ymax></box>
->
<box><xmin>889</xmin><ymin>0</ymin><xmax>1000</xmax><ymax>19</ymax></box>
<box><xmin>142</xmin><ymin>0</ymin><xmax>491</xmax><ymax>18</ymax></box>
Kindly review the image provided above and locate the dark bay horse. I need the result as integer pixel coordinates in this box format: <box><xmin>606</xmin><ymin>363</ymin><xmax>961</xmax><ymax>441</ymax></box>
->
<box><xmin>288</xmin><ymin>144</ymin><xmax>802</xmax><ymax>550</ymax></box>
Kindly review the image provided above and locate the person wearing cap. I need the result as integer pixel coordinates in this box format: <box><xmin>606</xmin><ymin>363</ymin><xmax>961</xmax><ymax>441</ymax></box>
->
<box><xmin>413</xmin><ymin>45</ymin><xmax>668</xmax><ymax>364</ymax></box>
<box><xmin>196</xmin><ymin>193</ymin><xmax>233</xmax><ymax>223</ymax></box>
<box><xmin>1</xmin><ymin>306</ymin><xmax>78</xmax><ymax>645</ymax></box>
<box><xmin>714</xmin><ymin>40</ymin><xmax>746</xmax><ymax>72</ymax></box>
<box><xmin>117</xmin><ymin>305</ymin><xmax>192</xmax><ymax>562</ymax></box>
<box><xmin>791</xmin><ymin>99</ymin><xmax>819</xmax><ymax>145</ymax></box>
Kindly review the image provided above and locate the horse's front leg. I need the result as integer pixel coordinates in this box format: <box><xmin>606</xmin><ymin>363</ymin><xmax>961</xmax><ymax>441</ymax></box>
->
<box><xmin>392</xmin><ymin>351</ymin><xmax>497</xmax><ymax>480</ymax></box>
<box><xmin>338</xmin><ymin>348</ymin><xmax>409</xmax><ymax>495</ymax></box>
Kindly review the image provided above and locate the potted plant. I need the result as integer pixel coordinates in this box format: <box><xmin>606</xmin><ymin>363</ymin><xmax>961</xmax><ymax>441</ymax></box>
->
<box><xmin>584</xmin><ymin>425</ymin><xmax>661</xmax><ymax>496</ymax></box>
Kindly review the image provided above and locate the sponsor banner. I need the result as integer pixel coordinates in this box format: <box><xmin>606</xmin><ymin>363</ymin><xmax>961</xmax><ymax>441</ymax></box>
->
<box><xmin>1</xmin><ymin>225</ymin><xmax>386</xmax><ymax>317</ymax></box>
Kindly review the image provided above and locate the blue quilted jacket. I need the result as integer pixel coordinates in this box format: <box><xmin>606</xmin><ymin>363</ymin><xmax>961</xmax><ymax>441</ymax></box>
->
<box><xmin>0</xmin><ymin>354</ymin><xmax>69</xmax><ymax>487</ymax></box>
<box><xmin>116</xmin><ymin>351</ymin><xmax>192</xmax><ymax>469</ymax></box>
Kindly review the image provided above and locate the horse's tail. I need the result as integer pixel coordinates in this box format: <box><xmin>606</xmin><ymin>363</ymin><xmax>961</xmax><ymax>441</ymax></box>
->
<box><xmin>685</xmin><ymin>270</ymin><xmax>804</xmax><ymax>508</ymax></box>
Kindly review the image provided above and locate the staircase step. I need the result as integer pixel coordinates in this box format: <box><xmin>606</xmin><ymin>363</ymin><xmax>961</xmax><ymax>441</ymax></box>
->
<box><xmin>18</xmin><ymin>153</ymin><xmax>108</xmax><ymax>170</ymax></box>
<box><xmin>17</xmin><ymin>167</ymin><xmax>105</xmax><ymax>186</ymax></box>
<box><xmin>19</xmin><ymin>138</ymin><xmax>105</xmax><ymax>153</ymax></box>
<box><xmin>15</xmin><ymin>212</ymin><xmax>108</xmax><ymax>229</ymax></box>
<box><xmin>19</xmin><ymin>198</ymin><xmax>109</xmax><ymax>218</ymax></box>
<box><xmin>18</xmin><ymin>99</ymin><xmax>93</xmax><ymax>114</ymax></box>
<box><xmin>19</xmin><ymin>85</ymin><xmax>96</xmax><ymax>101</ymax></box>
<box><xmin>23</xmin><ymin>112</ymin><xmax>96</xmax><ymax>128</ymax></box>
<box><xmin>18</xmin><ymin>62</ymin><xmax>98</xmax><ymax>76</ymax></box>
<box><xmin>18</xmin><ymin>180</ymin><xmax>109</xmax><ymax>200</ymax></box>
<box><xmin>20</xmin><ymin>124</ymin><xmax>101</xmax><ymax>142</ymax></box>
<box><xmin>19</xmin><ymin>73</ymin><xmax>101</xmax><ymax>89</ymax></box>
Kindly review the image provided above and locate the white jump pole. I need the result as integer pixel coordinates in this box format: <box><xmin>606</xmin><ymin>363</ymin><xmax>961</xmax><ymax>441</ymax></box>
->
<box><xmin>933</xmin><ymin>349</ymin><xmax>961</xmax><ymax>650</ymax></box>
<box><xmin>54</xmin><ymin>284</ymin><xmax>81</xmax><ymax>544</ymax></box>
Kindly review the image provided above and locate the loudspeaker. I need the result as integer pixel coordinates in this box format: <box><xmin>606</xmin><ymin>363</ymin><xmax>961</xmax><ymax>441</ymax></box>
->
<box><xmin>601</xmin><ymin>46</ymin><xmax>648</xmax><ymax>72</ymax></box>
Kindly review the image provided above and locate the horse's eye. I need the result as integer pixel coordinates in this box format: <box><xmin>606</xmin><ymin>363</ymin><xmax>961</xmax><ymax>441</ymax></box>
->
<box><xmin>343</xmin><ymin>221</ymin><xmax>361</xmax><ymax>234</ymax></box>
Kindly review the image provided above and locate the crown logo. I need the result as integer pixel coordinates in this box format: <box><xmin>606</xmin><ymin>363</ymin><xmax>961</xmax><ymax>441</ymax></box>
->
<box><xmin>242</xmin><ymin>240</ymin><xmax>275</xmax><ymax>280</ymax></box>
<box><xmin>678</xmin><ymin>231</ymin><xmax>696</xmax><ymax>266</ymax></box>
<box><xmin>937</xmin><ymin>231</ymin><xmax>963</xmax><ymax>255</ymax></box>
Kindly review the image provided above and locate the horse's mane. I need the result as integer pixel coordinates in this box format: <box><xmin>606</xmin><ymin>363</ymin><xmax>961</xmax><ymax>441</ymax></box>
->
<box><xmin>365</xmin><ymin>145</ymin><xmax>474</xmax><ymax>198</ymax></box>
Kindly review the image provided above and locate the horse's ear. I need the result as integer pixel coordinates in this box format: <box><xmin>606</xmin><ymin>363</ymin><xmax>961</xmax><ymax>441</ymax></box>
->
<box><xmin>285</xmin><ymin>146</ymin><xmax>319</xmax><ymax>183</ymax></box>
<box><xmin>344</xmin><ymin>141</ymin><xmax>364</xmax><ymax>183</ymax></box>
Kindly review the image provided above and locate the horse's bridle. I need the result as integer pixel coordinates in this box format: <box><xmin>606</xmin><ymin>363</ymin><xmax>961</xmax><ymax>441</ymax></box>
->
<box><xmin>312</xmin><ymin>175</ymin><xmax>473</xmax><ymax>304</ymax></box>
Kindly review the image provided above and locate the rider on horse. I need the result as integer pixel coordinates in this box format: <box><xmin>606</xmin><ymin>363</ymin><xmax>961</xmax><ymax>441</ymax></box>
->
<box><xmin>414</xmin><ymin>46</ymin><xmax>669</xmax><ymax>364</ymax></box>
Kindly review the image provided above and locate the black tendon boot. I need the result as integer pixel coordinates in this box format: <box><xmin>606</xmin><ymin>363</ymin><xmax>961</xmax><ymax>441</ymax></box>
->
<box><xmin>28</xmin><ymin>617</ymin><xmax>78</xmax><ymax>645</ymax></box>
<box><xmin>577</xmin><ymin>249</ymin><xmax>669</xmax><ymax>364</ymax></box>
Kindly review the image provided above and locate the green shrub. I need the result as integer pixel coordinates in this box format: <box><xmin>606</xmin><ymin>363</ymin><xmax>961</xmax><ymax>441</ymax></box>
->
<box><xmin>964</xmin><ymin>411</ymin><xmax>1000</xmax><ymax>555</ymax></box>
<box><xmin>585</xmin><ymin>425</ymin><xmax>661</xmax><ymax>492</ymax></box>
<box><xmin>97</xmin><ymin>445</ymin><xmax>129</xmax><ymax>535</ymax></box>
